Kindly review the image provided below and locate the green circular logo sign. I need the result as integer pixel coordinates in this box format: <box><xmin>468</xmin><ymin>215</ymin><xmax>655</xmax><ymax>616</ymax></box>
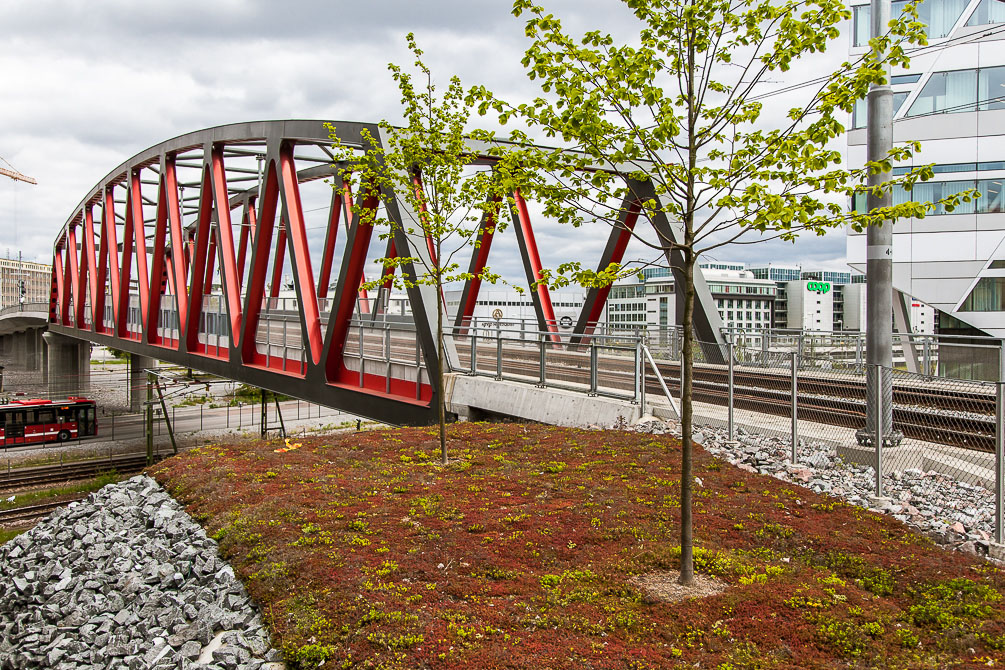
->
<box><xmin>807</xmin><ymin>281</ymin><xmax>831</xmax><ymax>294</ymax></box>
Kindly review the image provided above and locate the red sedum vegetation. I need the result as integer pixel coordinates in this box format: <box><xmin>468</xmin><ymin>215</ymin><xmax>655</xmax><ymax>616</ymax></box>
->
<box><xmin>150</xmin><ymin>423</ymin><xmax>1005</xmax><ymax>669</ymax></box>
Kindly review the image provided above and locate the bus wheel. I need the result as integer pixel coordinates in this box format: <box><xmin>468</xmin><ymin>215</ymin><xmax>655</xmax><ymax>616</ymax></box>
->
<box><xmin>57</xmin><ymin>430</ymin><xmax>70</xmax><ymax>442</ymax></box>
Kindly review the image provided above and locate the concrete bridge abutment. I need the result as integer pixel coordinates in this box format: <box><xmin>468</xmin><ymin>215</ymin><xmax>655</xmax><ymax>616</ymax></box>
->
<box><xmin>43</xmin><ymin>331</ymin><xmax>90</xmax><ymax>399</ymax></box>
<box><xmin>129</xmin><ymin>353</ymin><xmax>156</xmax><ymax>413</ymax></box>
<box><xmin>8</xmin><ymin>329</ymin><xmax>44</xmax><ymax>371</ymax></box>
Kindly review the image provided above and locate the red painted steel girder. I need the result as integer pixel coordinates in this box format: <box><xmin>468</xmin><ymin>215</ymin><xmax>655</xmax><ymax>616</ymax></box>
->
<box><xmin>48</xmin><ymin>120</ymin><xmax>723</xmax><ymax>425</ymax></box>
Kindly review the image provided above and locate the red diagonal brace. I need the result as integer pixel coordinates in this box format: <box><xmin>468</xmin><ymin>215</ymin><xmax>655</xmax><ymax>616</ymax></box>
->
<box><xmin>164</xmin><ymin>158</ymin><xmax>189</xmax><ymax>336</ymax></box>
<box><xmin>512</xmin><ymin>189</ymin><xmax>560</xmax><ymax>343</ymax></box>
<box><xmin>326</xmin><ymin>182</ymin><xmax>380</xmax><ymax>383</ymax></box>
<box><xmin>66</xmin><ymin>225</ymin><xmax>82</xmax><ymax>328</ymax></box>
<box><xmin>82</xmin><ymin>205</ymin><xmax>99</xmax><ymax>330</ymax></box>
<box><xmin>278</xmin><ymin>142</ymin><xmax>323</xmax><ymax>365</ymax></box>
<box><xmin>209</xmin><ymin>147</ymin><xmax>244</xmax><ymax>347</ymax></box>
<box><xmin>455</xmin><ymin>193</ymin><xmax>502</xmax><ymax>330</ymax></box>
<box><xmin>96</xmin><ymin>187</ymin><xmax>120</xmax><ymax>334</ymax></box>
<box><xmin>184</xmin><ymin>165</ymin><xmax>215</xmax><ymax>352</ymax></box>
<box><xmin>121</xmin><ymin>170</ymin><xmax>149</xmax><ymax>337</ymax></box>
<box><xmin>573</xmin><ymin>198</ymin><xmax>642</xmax><ymax>343</ymax></box>
<box><xmin>317</xmin><ymin>179</ymin><xmax>352</xmax><ymax>300</ymax></box>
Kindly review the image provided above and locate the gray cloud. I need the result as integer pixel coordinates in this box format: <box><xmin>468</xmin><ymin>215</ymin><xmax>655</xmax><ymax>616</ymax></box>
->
<box><xmin>0</xmin><ymin>0</ymin><xmax>852</xmax><ymax>277</ymax></box>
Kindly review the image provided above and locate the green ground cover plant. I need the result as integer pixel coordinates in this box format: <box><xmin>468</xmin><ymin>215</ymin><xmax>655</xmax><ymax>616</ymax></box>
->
<box><xmin>151</xmin><ymin>423</ymin><xmax>1005</xmax><ymax>669</ymax></box>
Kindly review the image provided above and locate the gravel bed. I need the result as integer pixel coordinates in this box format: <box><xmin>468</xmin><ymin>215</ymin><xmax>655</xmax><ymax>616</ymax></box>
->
<box><xmin>0</xmin><ymin>475</ymin><xmax>283</xmax><ymax>669</ymax></box>
<box><xmin>628</xmin><ymin>417</ymin><xmax>1000</xmax><ymax>559</ymax></box>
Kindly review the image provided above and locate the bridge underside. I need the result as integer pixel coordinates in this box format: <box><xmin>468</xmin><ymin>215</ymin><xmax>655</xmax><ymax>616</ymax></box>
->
<box><xmin>48</xmin><ymin>120</ymin><xmax>724</xmax><ymax>425</ymax></box>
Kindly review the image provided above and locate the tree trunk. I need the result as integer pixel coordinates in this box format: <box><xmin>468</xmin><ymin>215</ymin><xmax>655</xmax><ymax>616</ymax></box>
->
<box><xmin>678</xmin><ymin>250</ymin><xmax>696</xmax><ymax>586</ymax></box>
<box><xmin>436</xmin><ymin>240</ymin><xmax>447</xmax><ymax>465</ymax></box>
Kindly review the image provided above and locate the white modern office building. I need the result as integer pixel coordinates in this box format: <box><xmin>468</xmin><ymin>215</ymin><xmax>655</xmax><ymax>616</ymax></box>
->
<box><xmin>607</xmin><ymin>264</ymin><xmax>777</xmax><ymax>332</ymax></box>
<box><xmin>846</xmin><ymin>0</ymin><xmax>1005</xmax><ymax>338</ymax></box>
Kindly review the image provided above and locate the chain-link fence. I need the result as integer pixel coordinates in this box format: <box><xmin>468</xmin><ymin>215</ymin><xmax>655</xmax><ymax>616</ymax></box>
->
<box><xmin>632</xmin><ymin>336</ymin><xmax>1005</xmax><ymax>545</ymax></box>
<box><xmin>0</xmin><ymin>398</ymin><xmax>350</xmax><ymax>453</ymax></box>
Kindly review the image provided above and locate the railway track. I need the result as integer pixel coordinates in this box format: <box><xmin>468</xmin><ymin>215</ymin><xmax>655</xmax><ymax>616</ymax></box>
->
<box><xmin>475</xmin><ymin>352</ymin><xmax>998</xmax><ymax>452</ymax></box>
<box><xmin>0</xmin><ymin>454</ymin><xmax>156</xmax><ymax>492</ymax></box>
<box><xmin>0</xmin><ymin>497</ymin><xmax>86</xmax><ymax>526</ymax></box>
<box><xmin>252</xmin><ymin>332</ymin><xmax>998</xmax><ymax>451</ymax></box>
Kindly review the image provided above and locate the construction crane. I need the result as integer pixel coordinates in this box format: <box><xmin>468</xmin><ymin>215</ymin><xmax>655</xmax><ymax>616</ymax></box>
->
<box><xmin>0</xmin><ymin>156</ymin><xmax>36</xmax><ymax>185</ymax></box>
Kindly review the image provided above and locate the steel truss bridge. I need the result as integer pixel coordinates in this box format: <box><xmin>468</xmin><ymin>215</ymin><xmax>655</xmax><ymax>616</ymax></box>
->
<box><xmin>47</xmin><ymin>120</ymin><xmax>724</xmax><ymax>425</ymax></box>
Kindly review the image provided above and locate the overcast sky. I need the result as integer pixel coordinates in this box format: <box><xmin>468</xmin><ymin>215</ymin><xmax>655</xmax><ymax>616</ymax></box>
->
<box><xmin>0</xmin><ymin>0</ymin><xmax>852</xmax><ymax>281</ymax></box>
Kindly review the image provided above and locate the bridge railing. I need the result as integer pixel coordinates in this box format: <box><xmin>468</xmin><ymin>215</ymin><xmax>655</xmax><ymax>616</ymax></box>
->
<box><xmin>0</xmin><ymin>302</ymin><xmax>49</xmax><ymax>317</ymax></box>
<box><xmin>448</xmin><ymin>323</ymin><xmax>643</xmax><ymax>402</ymax></box>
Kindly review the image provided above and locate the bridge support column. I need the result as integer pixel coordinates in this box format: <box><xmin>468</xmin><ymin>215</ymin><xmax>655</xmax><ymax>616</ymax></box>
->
<box><xmin>129</xmin><ymin>353</ymin><xmax>155</xmax><ymax>413</ymax></box>
<box><xmin>34</xmin><ymin>328</ymin><xmax>44</xmax><ymax>371</ymax></box>
<box><xmin>11</xmin><ymin>332</ymin><xmax>27</xmax><ymax>369</ymax></box>
<box><xmin>41</xmin><ymin>332</ymin><xmax>48</xmax><ymax>385</ymax></box>
<box><xmin>15</xmin><ymin>329</ymin><xmax>43</xmax><ymax>371</ymax></box>
<box><xmin>43</xmin><ymin>331</ymin><xmax>90</xmax><ymax>399</ymax></box>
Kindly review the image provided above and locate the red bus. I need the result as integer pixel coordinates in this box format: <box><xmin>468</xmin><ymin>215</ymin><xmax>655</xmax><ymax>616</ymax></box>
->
<box><xmin>0</xmin><ymin>397</ymin><xmax>98</xmax><ymax>446</ymax></box>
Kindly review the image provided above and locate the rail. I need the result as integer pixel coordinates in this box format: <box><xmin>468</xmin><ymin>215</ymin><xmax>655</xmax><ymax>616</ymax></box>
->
<box><xmin>0</xmin><ymin>302</ymin><xmax>49</xmax><ymax>318</ymax></box>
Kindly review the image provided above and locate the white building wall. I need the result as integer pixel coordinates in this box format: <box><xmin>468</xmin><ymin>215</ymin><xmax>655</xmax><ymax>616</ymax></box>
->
<box><xmin>846</xmin><ymin>0</ymin><xmax>1005</xmax><ymax>336</ymax></box>
<box><xmin>785</xmin><ymin>281</ymin><xmax>834</xmax><ymax>331</ymax></box>
<box><xmin>842</xmin><ymin>284</ymin><xmax>868</xmax><ymax>331</ymax></box>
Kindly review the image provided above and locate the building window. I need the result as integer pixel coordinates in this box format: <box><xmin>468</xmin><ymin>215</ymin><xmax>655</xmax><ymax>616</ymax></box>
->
<box><xmin>961</xmin><ymin>277</ymin><xmax>1005</xmax><ymax>311</ymax></box>
<box><xmin>967</xmin><ymin>0</ymin><xmax>1005</xmax><ymax>26</ymax></box>
<box><xmin>977</xmin><ymin>179</ymin><xmax>1004</xmax><ymax>213</ymax></box>
<box><xmin>854</xmin><ymin>0</ymin><xmax>967</xmax><ymax>46</ymax></box>
<box><xmin>908</xmin><ymin>68</ymin><xmax>978</xmax><ymax>116</ymax></box>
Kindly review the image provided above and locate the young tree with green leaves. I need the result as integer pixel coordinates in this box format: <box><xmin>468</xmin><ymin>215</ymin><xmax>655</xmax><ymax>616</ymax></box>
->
<box><xmin>471</xmin><ymin>0</ymin><xmax>971</xmax><ymax>585</ymax></box>
<box><xmin>328</xmin><ymin>34</ymin><xmax>522</xmax><ymax>465</ymax></box>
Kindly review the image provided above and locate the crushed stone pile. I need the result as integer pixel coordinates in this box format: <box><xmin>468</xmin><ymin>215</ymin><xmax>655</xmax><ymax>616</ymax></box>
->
<box><xmin>0</xmin><ymin>475</ymin><xmax>282</xmax><ymax>669</ymax></box>
<box><xmin>627</xmin><ymin>416</ymin><xmax>999</xmax><ymax>559</ymax></box>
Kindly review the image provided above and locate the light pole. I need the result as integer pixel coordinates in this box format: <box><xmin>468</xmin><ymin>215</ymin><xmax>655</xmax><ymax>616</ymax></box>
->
<box><xmin>858</xmin><ymin>0</ymin><xmax>903</xmax><ymax>450</ymax></box>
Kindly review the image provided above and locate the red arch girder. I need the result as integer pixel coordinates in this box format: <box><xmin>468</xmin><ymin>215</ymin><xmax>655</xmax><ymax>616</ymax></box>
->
<box><xmin>48</xmin><ymin>120</ymin><xmax>710</xmax><ymax>424</ymax></box>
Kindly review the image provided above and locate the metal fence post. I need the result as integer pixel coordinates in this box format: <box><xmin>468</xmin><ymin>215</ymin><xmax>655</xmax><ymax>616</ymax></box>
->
<box><xmin>200</xmin><ymin>404</ymin><xmax>204</xmax><ymax>431</ymax></box>
<box><xmin>589</xmin><ymin>339</ymin><xmax>598</xmax><ymax>396</ymax></box>
<box><xmin>855</xmin><ymin>336</ymin><xmax>863</xmax><ymax>374</ymax></box>
<box><xmin>875</xmin><ymin>364</ymin><xmax>884</xmax><ymax>497</ymax></box>
<box><xmin>923</xmin><ymin>337</ymin><xmax>931</xmax><ymax>376</ymax></box>
<box><xmin>728</xmin><ymin>341</ymin><xmax>735</xmax><ymax>441</ymax></box>
<box><xmin>495</xmin><ymin>328</ymin><xmax>503</xmax><ymax>380</ymax></box>
<box><xmin>791</xmin><ymin>352</ymin><xmax>798</xmax><ymax>462</ymax></box>
<box><xmin>470</xmin><ymin>329</ymin><xmax>478</xmax><ymax>375</ymax></box>
<box><xmin>639</xmin><ymin>340</ymin><xmax>646</xmax><ymax>414</ymax></box>
<box><xmin>634</xmin><ymin>339</ymin><xmax>643</xmax><ymax>404</ymax></box>
<box><xmin>538</xmin><ymin>335</ymin><xmax>547</xmax><ymax>387</ymax></box>
<box><xmin>996</xmin><ymin>381</ymin><xmax>1004</xmax><ymax>544</ymax></box>
<box><xmin>359</xmin><ymin>322</ymin><xmax>365</xmax><ymax>388</ymax></box>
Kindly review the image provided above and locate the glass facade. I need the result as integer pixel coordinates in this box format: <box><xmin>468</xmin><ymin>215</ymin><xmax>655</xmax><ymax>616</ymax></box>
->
<box><xmin>852</xmin><ymin>178</ymin><xmax>1001</xmax><ymax>215</ymax></box>
<box><xmin>967</xmin><ymin>0</ymin><xmax>1005</xmax><ymax>26</ymax></box>
<box><xmin>750</xmin><ymin>266</ymin><xmax>802</xmax><ymax>282</ymax></box>
<box><xmin>854</xmin><ymin>0</ymin><xmax>968</xmax><ymax>46</ymax></box>
<box><xmin>906</xmin><ymin>65</ymin><xmax>1005</xmax><ymax>116</ymax></box>
<box><xmin>907</xmin><ymin>68</ymin><xmax>979</xmax><ymax>115</ymax></box>
<box><xmin>960</xmin><ymin>277</ymin><xmax>1005</xmax><ymax>311</ymax></box>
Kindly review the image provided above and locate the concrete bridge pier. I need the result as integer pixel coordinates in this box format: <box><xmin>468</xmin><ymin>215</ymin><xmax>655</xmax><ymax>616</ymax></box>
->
<box><xmin>11</xmin><ymin>332</ymin><xmax>26</xmax><ymax>368</ymax></box>
<box><xmin>9</xmin><ymin>329</ymin><xmax>43</xmax><ymax>370</ymax></box>
<box><xmin>43</xmin><ymin>331</ymin><xmax>90</xmax><ymax>399</ymax></box>
<box><xmin>129</xmin><ymin>353</ymin><xmax>155</xmax><ymax>412</ymax></box>
<box><xmin>27</xmin><ymin>329</ymin><xmax>44</xmax><ymax>371</ymax></box>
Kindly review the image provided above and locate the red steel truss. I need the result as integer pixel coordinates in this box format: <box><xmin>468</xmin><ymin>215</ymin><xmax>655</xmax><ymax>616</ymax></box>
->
<box><xmin>48</xmin><ymin>120</ymin><xmax>724</xmax><ymax>425</ymax></box>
